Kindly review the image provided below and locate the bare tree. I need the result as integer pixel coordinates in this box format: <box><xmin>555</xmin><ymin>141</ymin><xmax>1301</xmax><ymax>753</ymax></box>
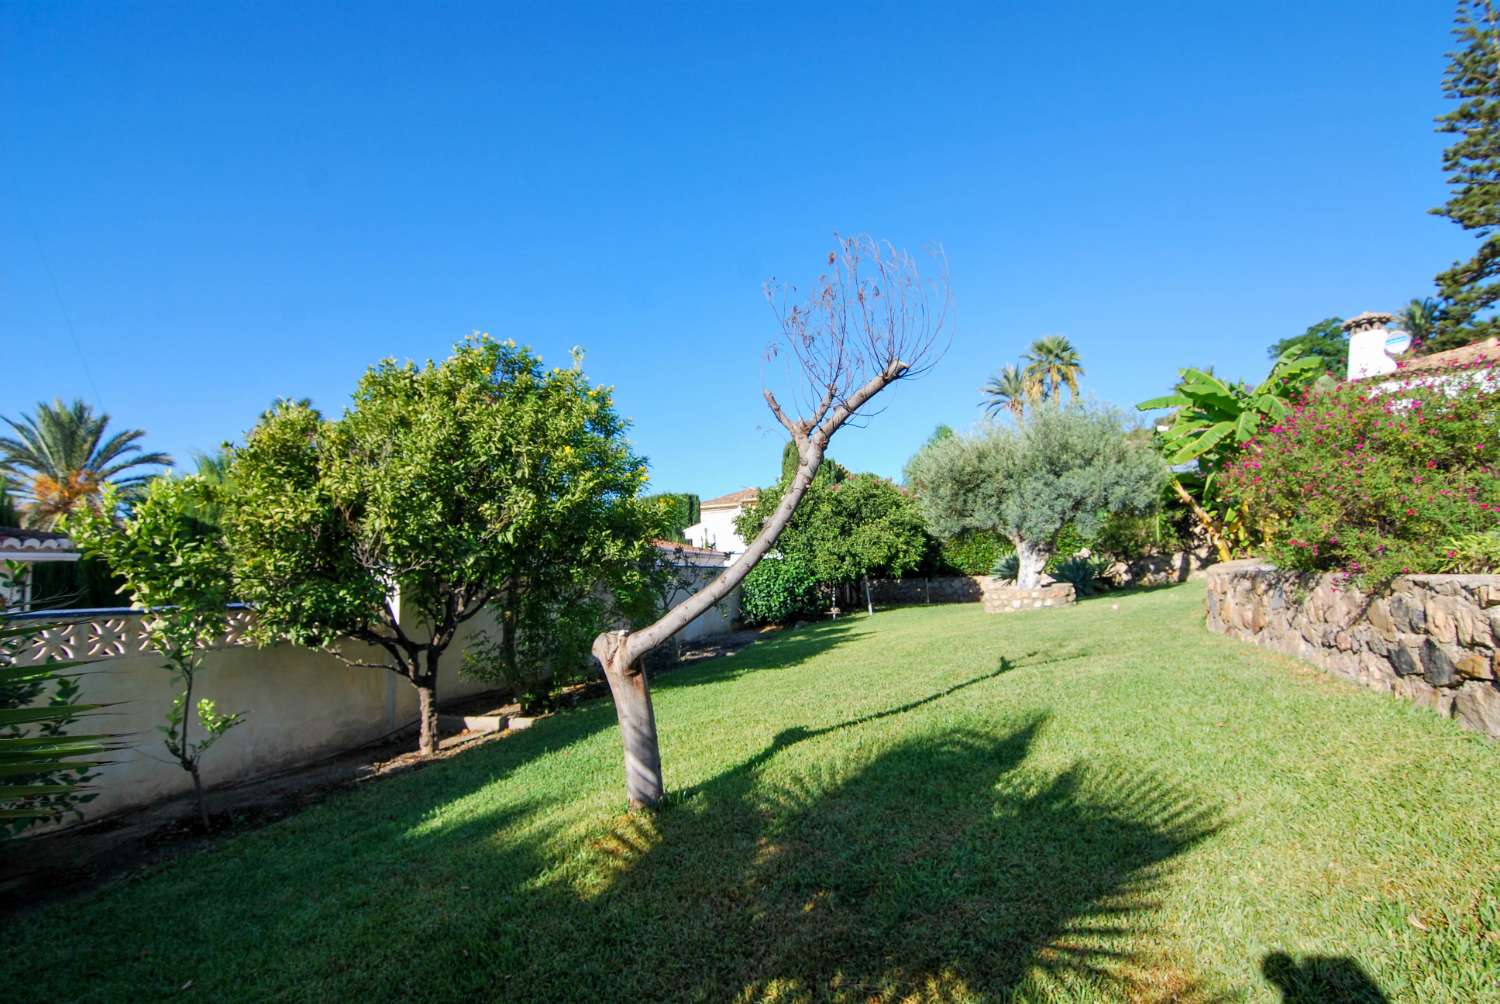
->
<box><xmin>591</xmin><ymin>234</ymin><xmax>949</xmax><ymax>809</ymax></box>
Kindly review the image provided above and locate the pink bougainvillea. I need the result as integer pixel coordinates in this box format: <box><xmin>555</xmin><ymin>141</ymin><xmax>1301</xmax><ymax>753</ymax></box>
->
<box><xmin>1224</xmin><ymin>364</ymin><xmax>1500</xmax><ymax>584</ymax></box>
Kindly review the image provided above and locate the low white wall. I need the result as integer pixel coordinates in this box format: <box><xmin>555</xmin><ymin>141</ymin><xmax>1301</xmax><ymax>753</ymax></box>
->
<box><xmin>16</xmin><ymin>569</ymin><xmax>740</xmax><ymax>825</ymax></box>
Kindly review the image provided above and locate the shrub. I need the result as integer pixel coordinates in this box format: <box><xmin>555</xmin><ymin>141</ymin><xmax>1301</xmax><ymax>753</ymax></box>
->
<box><xmin>1225</xmin><ymin>373</ymin><xmax>1500</xmax><ymax>584</ymax></box>
<box><xmin>739</xmin><ymin>554</ymin><xmax>821</xmax><ymax>625</ymax></box>
<box><xmin>937</xmin><ymin>531</ymin><xmax>1011</xmax><ymax>576</ymax></box>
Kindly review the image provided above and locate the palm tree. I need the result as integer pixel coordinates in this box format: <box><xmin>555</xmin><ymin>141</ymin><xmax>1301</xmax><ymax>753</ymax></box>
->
<box><xmin>980</xmin><ymin>364</ymin><xmax>1038</xmax><ymax>419</ymax></box>
<box><xmin>0</xmin><ymin>399</ymin><xmax>172</xmax><ymax>528</ymax></box>
<box><xmin>1023</xmin><ymin>335</ymin><xmax>1084</xmax><ymax>400</ymax></box>
<box><xmin>1396</xmin><ymin>297</ymin><xmax>1442</xmax><ymax>350</ymax></box>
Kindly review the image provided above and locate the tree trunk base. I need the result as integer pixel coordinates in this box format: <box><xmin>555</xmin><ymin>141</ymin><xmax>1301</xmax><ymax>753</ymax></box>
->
<box><xmin>593</xmin><ymin>631</ymin><xmax>664</xmax><ymax>811</ymax></box>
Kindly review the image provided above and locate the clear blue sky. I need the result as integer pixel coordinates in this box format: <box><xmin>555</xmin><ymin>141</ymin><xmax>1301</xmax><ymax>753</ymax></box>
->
<box><xmin>0</xmin><ymin>1</ymin><xmax>1471</xmax><ymax>499</ymax></box>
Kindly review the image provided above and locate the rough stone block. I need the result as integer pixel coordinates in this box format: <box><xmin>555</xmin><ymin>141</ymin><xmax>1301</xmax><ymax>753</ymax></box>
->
<box><xmin>1389</xmin><ymin>644</ymin><xmax>1422</xmax><ymax>677</ymax></box>
<box><xmin>1456</xmin><ymin>651</ymin><xmax>1494</xmax><ymax>681</ymax></box>
<box><xmin>1424</xmin><ymin>597</ymin><xmax>1458</xmax><ymax>644</ymax></box>
<box><xmin>1453</xmin><ymin>682</ymin><xmax>1500</xmax><ymax>735</ymax></box>
<box><xmin>1420</xmin><ymin>639</ymin><xmax>1461</xmax><ymax>687</ymax></box>
<box><xmin>1389</xmin><ymin>594</ymin><xmax>1426</xmax><ymax>634</ymax></box>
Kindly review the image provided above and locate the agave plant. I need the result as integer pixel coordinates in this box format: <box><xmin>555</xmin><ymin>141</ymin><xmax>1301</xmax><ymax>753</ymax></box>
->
<box><xmin>1050</xmin><ymin>555</ymin><xmax>1108</xmax><ymax>596</ymax></box>
<box><xmin>1137</xmin><ymin>351</ymin><xmax>1321</xmax><ymax>561</ymax></box>
<box><xmin>991</xmin><ymin>552</ymin><xmax>1019</xmax><ymax>582</ymax></box>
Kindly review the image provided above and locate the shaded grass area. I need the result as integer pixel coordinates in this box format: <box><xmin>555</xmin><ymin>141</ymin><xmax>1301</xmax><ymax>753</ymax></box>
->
<box><xmin>5</xmin><ymin>584</ymin><xmax>1499</xmax><ymax>1002</ymax></box>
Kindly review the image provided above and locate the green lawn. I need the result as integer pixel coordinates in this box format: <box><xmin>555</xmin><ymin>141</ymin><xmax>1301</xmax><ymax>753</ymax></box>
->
<box><xmin>7</xmin><ymin>584</ymin><xmax>1499</xmax><ymax>1003</ymax></box>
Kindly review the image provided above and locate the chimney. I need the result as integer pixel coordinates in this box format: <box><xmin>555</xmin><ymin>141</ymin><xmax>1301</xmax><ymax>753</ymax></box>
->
<box><xmin>1344</xmin><ymin>311</ymin><xmax>1397</xmax><ymax>381</ymax></box>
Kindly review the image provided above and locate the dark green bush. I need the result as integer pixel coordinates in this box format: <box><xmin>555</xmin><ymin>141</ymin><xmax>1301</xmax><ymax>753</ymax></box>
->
<box><xmin>936</xmin><ymin>531</ymin><xmax>1011</xmax><ymax>576</ymax></box>
<box><xmin>739</xmin><ymin>554</ymin><xmax>822</xmax><ymax>625</ymax></box>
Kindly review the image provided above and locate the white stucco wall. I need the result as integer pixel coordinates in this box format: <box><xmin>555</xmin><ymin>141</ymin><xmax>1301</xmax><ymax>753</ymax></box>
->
<box><xmin>685</xmin><ymin>506</ymin><xmax>748</xmax><ymax>553</ymax></box>
<box><xmin>14</xmin><ymin>569</ymin><xmax>740</xmax><ymax>825</ymax></box>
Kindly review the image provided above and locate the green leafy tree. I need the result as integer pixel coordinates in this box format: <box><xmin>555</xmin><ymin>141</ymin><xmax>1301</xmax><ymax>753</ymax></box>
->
<box><xmin>0</xmin><ymin>399</ymin><xmax>172</xmax><ymax>529</ymax></box>
<box><xmin>1430</xmin><ymin>0</ymin><xmax>1500</xmax><ymax>349</ymax></box>
<box><xmin>223</xmin><ymin>335</ymin><xmax>658</xmax><ymax>756</ymax></box>
<box><xmin>65</xmin><ymin>478</ymin><xmax>242</xmax><ymax>829</ymax></box>
<box><xmin>643</xmin><ymin>493</ymin><xmax>700</xmax><ymax>543</ymax></box>
<box><xmin>906</xmin><ymin>405</ymin><xmax>1165</xmax><ymax>588</ymax></box>
<box><xmin>739</xmin><ymin>471</ymin><xmax>926</xmax><ymax>614</ymax></box>
<box><xmin>1022</xmin><ymin>335</ymin><xmax>1083</xmax><ymax>401</ymax></box>
<box><xmin>1266</xmin><ymin>317</ymin><xmax>1347</xmax><ymax>374</ymax></box>
<box><xmin>1137</xmin><ymin>351</ymin><xmax>1321</xmax><ymax>560</ymax></box>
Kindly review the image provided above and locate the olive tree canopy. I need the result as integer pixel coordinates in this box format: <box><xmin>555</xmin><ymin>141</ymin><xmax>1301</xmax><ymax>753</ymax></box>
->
<box><xmin>905</xmin><ymin>405</ymin><xmax>1165</xmax><ymax>588</ymax></box>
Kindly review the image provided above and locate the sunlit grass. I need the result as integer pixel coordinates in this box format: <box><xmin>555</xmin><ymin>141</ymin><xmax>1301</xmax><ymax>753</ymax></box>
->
<box><xmin>5</xmin><ymin>584</ymin><xmax>1498</xmax><ymax>1002</ymax></box>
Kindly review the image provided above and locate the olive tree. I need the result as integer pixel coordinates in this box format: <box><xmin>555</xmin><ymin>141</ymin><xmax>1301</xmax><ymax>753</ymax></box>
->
<box><xmin>223</xmin><ymin>335</ymin><xmax>657</xmax><ymax>756</ymax></box>
<box><xmin>591</xmin><ymin>234</ymin><xmax>949</xmax><ymax>810</ymax></box>
<box><xmin>905</xmin><ymin>405</ymin><xmax>1166</xmax><ymax>588</ymax></box>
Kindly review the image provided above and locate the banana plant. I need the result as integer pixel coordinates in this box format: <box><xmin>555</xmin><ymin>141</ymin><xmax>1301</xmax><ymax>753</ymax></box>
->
<box><xmin>1137</xmin><ymin>351</ymin><xmax>1322</xmax><ymax>560</ymax></box>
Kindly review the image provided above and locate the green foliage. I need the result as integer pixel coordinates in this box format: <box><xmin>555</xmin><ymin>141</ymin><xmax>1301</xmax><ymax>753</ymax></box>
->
<box><xmin>0</xmin><ymin>482</ymin><xmax>17</xmax><ymax>526</ymax></box>
<box><xmin>737</xmin><ymin>469</ymin><xmax>926</xmax><ymax>597</ymax></box>
<box><xmin>1224</xmin><ymin>375</ymin><xmax>1500</xmax><ymax>583</ymax></box>
<box><xmin>990</xmin><ymin>552</ymin><xmax>1018</xmax><ymax>582</ymax></box>
<box><xmin>65</xmin><ymin>478</ymin><xmax>243</xmax><ymax>821</ymax></box>
<box><xmin>1430</xmin><ymin>0</ymin><xmax>1500</xmax><ymax>348</ymax></box>
<box><xmin>738</xmin><ymin>554</ymin><xmax>822</xmax><ymax>625</ymax></box>
<box><xmin>1438</xmin><ymin>529</ymin><xmax>1500</xmax><ymax>572</ymax></box>
<box><xmin>644</xmin><ymin>493</ymin><xmax>700</xmax><ymax>543</ymax></box>
<box><xmin>1138</xmin><ymin>351</ymin><xmax>1323</xmax><ymax>559</ymax></box>
<box><xmin>224</xmin><ymin>335</ymin><xmax>660</xmax><ymax>735</ymax></box>
<box><xmin>1090</xmin><ymin>506</ymin><xmax>1189</xmax><ymax>563</ymax></box>
<box><xmin>1266</xmin><ymin>317</ymin><xmax>1347</xmax><ymax>375</ymax></box>
<box><xmin>936</xmin><ymin>530</ymin><xmax>1010</xmax><ymax>576</ymax></box>
<box><xmin>905</xmin><ymin>404</ymin><xmax>1166</xmax><ymax>564</ymax></box>
<box><xmin>0</xmin><ymin>563</ymin><xmax>109</xmax><ymax>835</ymax></box>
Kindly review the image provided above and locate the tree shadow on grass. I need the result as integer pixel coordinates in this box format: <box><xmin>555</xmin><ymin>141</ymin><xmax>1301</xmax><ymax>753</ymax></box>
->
<box><xmin>11</xmin><ymin>666</ymin><xmax>1226</xmax><ymax>1003</ymax></box>
<box><xmin>384</xmin><ymin>705</ymin><xmax>1228</xmax><ymax>1001</ymax></box>
<box><xmin>1261</xmin><ymin>953</ymin><xmax>1390</xmax><ymax>1004</ymax></box>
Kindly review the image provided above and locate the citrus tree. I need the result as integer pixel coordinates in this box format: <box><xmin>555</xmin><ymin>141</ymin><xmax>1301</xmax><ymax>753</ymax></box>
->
<box><xmin>223</xmin><ymin>335</ymin><xmax>659</xmax><ymax>756</ymax></box>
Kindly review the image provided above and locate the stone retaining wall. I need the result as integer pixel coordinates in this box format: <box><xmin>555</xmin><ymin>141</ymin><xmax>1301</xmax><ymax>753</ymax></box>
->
<box><xmin>1205</xmin><ymin>560</ymin><xmax>1500</xmax><ymax>738</ymax></box>
<box><xmin>866</xmin><ymin>575</ymin><xmax>989</xmax><ymax>605</ymax></box>
<box><xmin>982</xmin><ymin>580</ymin><xmax>1076</xmax><ymax>613</ymax></box>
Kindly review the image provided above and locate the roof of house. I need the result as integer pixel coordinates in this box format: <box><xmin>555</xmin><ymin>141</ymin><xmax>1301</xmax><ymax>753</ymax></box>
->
<box><xmin>653</xmin><ymin>539</ymin><xmax>733</xmax><ymax>567</ymax></box>
<box><xmin>0</xmin><ymin>527</ymin><xmax>80</xmax><ymax>558</ymax></box>
<box><xmin>700</xmin><ymin>488</ymin><xmax>759</xmax><ymax>510</ymax></box>
<box><xmin>1358</xmin><ymin>338</ymin><xmax>1500</xmax><ymax>381</ymax></box>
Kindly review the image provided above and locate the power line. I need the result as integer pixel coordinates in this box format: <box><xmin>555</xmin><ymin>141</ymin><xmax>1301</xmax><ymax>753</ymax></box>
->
<box><xmin>25</xmin><ymin>213</ymin><xmax>104</xmax><ymax>406</ymax></box>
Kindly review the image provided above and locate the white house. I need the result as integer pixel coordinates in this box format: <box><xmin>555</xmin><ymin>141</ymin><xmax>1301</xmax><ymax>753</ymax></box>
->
<box><xmin>1345</xmin><ymin>310</ymin><xmax>1499</xmax><ymax>391</ymax></box>
<box><xmin>0</xmin><ymin>528</ymin><xmax>81</xmax><ymax>610</ymax></box>
<box><xmin>684</xmin><ymin>488</ymin><xmax>758</xmax><ymax>555</ymax></box>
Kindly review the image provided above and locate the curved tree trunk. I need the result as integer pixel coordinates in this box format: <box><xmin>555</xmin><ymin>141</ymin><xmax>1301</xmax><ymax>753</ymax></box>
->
<box><xmin>589</xmin><ymin>324</ymin><xmax>928</xmax><ymax>809</ymax></box>
<box><xmin>592</xmin><ymin>631</ymin><xmax>664</xmax><ymax>810</ymax></box>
